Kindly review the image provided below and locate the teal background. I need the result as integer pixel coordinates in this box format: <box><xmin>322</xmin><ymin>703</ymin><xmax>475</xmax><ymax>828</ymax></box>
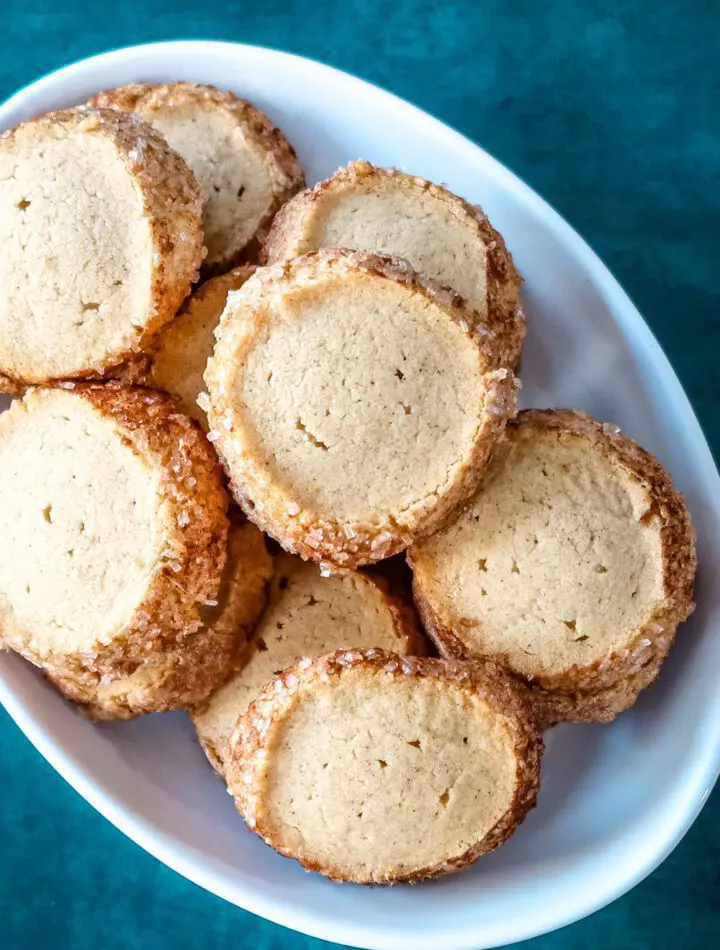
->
<box><xmin>0</xmin><ymin>1</ymin><xmax>718</xmax><ymax>947</ymax></box>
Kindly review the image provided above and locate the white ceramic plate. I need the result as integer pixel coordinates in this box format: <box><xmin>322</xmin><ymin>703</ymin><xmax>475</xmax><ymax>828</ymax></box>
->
<box><xmin>1</xmin><ymin>40</ymin><xmax>718</xmax><ymax>950</ymax></box>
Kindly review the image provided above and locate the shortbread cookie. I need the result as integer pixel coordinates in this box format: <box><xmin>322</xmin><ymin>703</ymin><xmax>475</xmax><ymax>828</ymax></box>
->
<box><xmin>264</xmin><ymin>160</ymin><xmax>524</xmax><ymax>367</ymax></box>
<box><xmin>46</xmin><ymin>519</ymin><xmax>272</xmax><ymax>719</ymax></box>
<box><xmin>204</xmin><ymin>249</ymin><xmax>517</xmax><ymax>570</ymax></box>
<box><xmin>0</xmin><ymin>384</ymin><xmax>230</xmax><ymax>712</ymax></box>
<box><xmin>0</xmin><ymin>107</ymin><xmax>204</xmax><ymax>389</ymax></box>
<box><xmin>89</xmin><ymin>83</ymin><xmax>304</xmax><ymax>268</ymax></box>
<box><xmin>192</xmin><ymin>553</ymin><xmax>422</xmax><ymax>772</ymax></box>
<box><xmin>137</xmin><ymin>265</ymin><xmax>255</xmax><ymax>427</ymax></box>
<box><xmin>227</xmin><ymin>649</ymin><xmax>542</xmax><ymax>884</ymax></box>
<box><xmin>410</xmin><ymin>409</ymin><xmax>696</xmax><ymax>722</ymax></box>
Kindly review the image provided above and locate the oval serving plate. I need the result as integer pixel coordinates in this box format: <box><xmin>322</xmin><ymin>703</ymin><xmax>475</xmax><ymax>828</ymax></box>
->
<box><xmin>0</xmin><ymin>40</ymin><xmax>719</xmax><ymax>950</ymax></box>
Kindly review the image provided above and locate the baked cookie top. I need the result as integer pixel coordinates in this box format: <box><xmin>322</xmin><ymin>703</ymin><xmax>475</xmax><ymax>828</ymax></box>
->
<box><xmin>204</xmin><ymin>248</ymin><xmax>518</xmax><ymax>569</ymax></box>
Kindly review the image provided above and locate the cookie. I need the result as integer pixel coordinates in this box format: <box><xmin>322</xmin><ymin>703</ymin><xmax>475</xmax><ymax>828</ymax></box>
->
<box><xmin>204</xmin><ymin>249</ymin><xmax>517</xmax><ymax>570</ymax></box>
<box><xmin>131</xmin><ymin>265</ymin><xmax>255</xmax><ymax>428</ymax></box>
<box><xmin>0</xmin><ymin>384</ymin><xmax>231</xmax><ymax>715</ymax></box>
<box><xmin>0</xmin><ymin>107</ymin><xmax>204</xmax><ymax>389</ymax></box>
<box><xmin>410</xmin><ymin>409</ymin><xmax>696</xmax><ymax>722</ymax></box>
<box><xmin>227</xmin><ymin>649</ymin><xmax>542</xmax><ymax>883</ymax></box>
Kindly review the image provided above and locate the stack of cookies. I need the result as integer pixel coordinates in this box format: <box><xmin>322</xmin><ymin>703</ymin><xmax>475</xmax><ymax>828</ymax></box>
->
<box><xmin>0</xmin><ymin>83</ymin><xmax>696</xmax><ymax>885</ymax></box>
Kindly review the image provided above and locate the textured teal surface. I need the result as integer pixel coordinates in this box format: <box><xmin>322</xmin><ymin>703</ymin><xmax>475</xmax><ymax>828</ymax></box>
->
<box><xmin>1</xmin><ymin>2</ymin><xmax>718</xmax><ymax>948</ymax></box>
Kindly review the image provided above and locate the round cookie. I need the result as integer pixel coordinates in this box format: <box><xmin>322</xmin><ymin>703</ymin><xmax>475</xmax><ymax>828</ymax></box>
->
<box><xmin>227</xmin><ymin>649</ymin><xmax>542</xmax><ymax>884</ymax></box>
<box><xmin>0</xmin><ymin>383</ymin><xmax>230</xmax><ymax>713</ymax></box>
<box><xmin>0</xmin><ymin>107</ymin><xmax>204</xmax><ymax>389</ymax></box>
<box><xmin>410</xmin><ymin>409</ymin><xmax>696</xmax><ymax>722</ymax></box>
<box><xmin>192</xmin><ymin>553</ymin><xmax>423</xmax><ymax>773</ymax></box>
<box><xmin>89</xmin><ymin>83</ymin><xmax>305</xmax><ymax>269</ymax></box>
<box><xmin>204</xmin><ymin>248</ymin><xmax>518</xmax><ymax>570</ymax></box>
<box><xmin>264</xmin><ymin>160</ymin><xmax>524</xmax><ymax>368</ymax></box>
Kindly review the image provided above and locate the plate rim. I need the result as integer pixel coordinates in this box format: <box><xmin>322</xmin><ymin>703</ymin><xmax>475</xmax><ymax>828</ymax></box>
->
<box><xmin>0</xmin><ymin>38</ymin><xmax>719</xmax><ymax>950</ymax></box>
